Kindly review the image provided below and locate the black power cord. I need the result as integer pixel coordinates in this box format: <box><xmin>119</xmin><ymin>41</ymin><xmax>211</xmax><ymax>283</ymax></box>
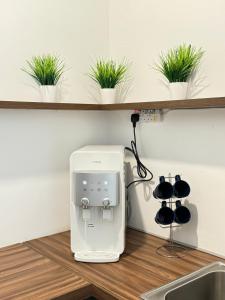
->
<box><xmin>125</xmin><ymin>113</ymin><xmax>153</xmax><ymax>189</ymax></box>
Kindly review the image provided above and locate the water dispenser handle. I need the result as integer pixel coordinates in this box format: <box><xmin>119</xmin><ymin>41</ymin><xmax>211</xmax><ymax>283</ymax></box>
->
<box><xmin>102</xmin><ymin>197</ymin><xmax>110</xmax><ymax>208</ymax></box>
<box><xmin>81</xmin><ymin>197</ymin><xmax>89</xmax><ymax>208</ymax></box>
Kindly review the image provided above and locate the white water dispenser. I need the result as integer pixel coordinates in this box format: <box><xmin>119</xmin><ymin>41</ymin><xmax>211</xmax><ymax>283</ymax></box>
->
<box><xmin>70</xmin><ymin>145</ymin><xmax>125</xmax><ymax>263</ymax></box>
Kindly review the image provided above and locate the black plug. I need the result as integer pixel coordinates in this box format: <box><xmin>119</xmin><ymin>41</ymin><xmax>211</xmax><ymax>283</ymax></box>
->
<box><xmin>131</xmin><ymin>113</ymin><xmax>140</xmax><ymax>128</ymax></box>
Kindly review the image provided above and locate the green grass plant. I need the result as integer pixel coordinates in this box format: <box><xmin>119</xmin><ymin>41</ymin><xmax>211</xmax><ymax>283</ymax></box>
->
<box><xmin>89</xmin><ymin>59</ymin><xmax>128</xmax><ymax>88</ymax></box>
<box><xmin>23</xmin><ymin>55</ymin><xmax>64</xmax><ymax>85</ymax></box>
<box><xmin>156</xmin><ymin>44</ymin><xmax>204</xmax><ymax>82</ymax></box>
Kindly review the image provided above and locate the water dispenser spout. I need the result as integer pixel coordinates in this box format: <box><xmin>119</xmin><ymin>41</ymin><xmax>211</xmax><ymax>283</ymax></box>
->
<box><xmin>81</xmin><ymin>197</ymin><xmax>89</xmax><ymax>209</ymax></box>
<box><xmin>102</xmin><ymin>197</ymin><xmax>110</xmax><ymax>208</ymax></box>
<box><xmin>81</xmin><ymin>197</ymin><xmax>91</xmax><ymax>220</ymax></box>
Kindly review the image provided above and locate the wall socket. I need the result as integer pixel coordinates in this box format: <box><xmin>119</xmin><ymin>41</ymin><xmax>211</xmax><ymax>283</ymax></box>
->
<box><xmin>139</xmin><ymin>109</ymin><xmax>161</xmax><ymax>122</ymax></box>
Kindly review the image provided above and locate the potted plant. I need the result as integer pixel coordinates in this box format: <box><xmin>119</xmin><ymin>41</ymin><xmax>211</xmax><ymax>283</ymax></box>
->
<box><xmin>23</xmin><ymin>55</ymin><xmax>64</xmax><ymax>102</ymax></box>
<box><xmin>89</xmin><ymin>59</ymin><xmax>128</xmax><ymax>104</ymax></box>
<box><xmin>155</xmin><ymin>44</ymin><xmax>204</xmax><ymax>100</ymax></box>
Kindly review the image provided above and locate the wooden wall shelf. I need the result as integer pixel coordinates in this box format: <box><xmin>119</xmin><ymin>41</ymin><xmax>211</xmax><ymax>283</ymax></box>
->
<box><xmin>0</xmin><ymin>97</ymin><xmax>225</xmax><ymax>111</ymax></box>
<box><xmin>101</xmin><ymin>97</ymin><xmax>225</xmax><ymax>110</ymax></box>
<box><xmin>0</xmin><ymin>101</ymin><xmax>101</xmax><ymax>110</ymax></box>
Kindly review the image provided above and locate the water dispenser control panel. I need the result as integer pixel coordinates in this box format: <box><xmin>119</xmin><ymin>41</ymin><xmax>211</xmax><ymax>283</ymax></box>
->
<box><xmin>74</xmin><ymin>172</ymin><xmax>119</xmax><ymax>207</ymax></box>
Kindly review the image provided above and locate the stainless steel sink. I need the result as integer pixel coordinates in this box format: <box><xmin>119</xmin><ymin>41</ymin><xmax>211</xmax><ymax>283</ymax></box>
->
<box><xmin>141</xmin><ymin>262</ymin><xmax>225</xmax><ymax>300</ymax></box>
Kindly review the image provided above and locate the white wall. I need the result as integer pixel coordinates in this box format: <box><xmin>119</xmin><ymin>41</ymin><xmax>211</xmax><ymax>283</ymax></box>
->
<box><xmin>0</xmin><ymin>0</ymin><xmax>109</xmax><ymax>247</ymax></box>
<box><xmin>0</xmin><ymin>0</ymin><xmax>109</xmax><ymax>102</ymax></box>
<box><xmin>109</xmin><ymin>0</ymin><xmax>225</xmax><ymax>101</ymax></box>
<box><xmin>0</xmin><ymin>109</ymin><xmax>107</xmax><ymax>247</ymax></box>
<box><xmin>108</xmin><ymin>0</ymin><xmax>225</xmax><ymax>257</ymax></box>
<box><xmin>105</xmin><ymin>109</ymin><xmax>225</xmax><ymax>257</ymax></box>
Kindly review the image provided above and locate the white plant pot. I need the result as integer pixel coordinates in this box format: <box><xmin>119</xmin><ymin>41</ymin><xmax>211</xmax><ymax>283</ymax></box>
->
<box><xmin>100</xmin><ymin>88</ymin><xmax>116</xmax><ymax>104</ymax></box>
<box><xmin>169</xmin><ymin>82</ymin><xmax>188</xmax><ymax>100</ymax></box>
<box><xmin>40</xmin><ymin>85</ymin><xmax>57</xmax><ymax>102</ymax></box>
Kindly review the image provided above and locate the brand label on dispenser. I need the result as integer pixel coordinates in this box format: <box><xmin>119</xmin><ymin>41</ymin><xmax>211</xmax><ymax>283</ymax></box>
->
<box><xmin>74</xmin><ymin>172</ymin><xmax>119</xmax><ymax>207</ymax></box>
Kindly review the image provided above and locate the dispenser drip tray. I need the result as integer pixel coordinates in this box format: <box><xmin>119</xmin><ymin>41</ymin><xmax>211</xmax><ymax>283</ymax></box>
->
<box><xmin>74</xmin><ymin>251</ymin><xmax>120</xmax><ymax>263</ymax></box>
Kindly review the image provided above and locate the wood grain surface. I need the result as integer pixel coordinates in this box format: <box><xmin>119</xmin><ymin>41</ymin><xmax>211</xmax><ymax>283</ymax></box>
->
<box><xmin>26</xmin><ymin>228</ymin><xmax>224</xmax><ymax>300</ymax></box>
<box><xmin>0</xmin><ymin>101</ymin><xmax>101</xmax><ymax>110</ymax></box>
<box><xmin>100</xmin><ymin>97</ymin><xmax>225</xmax><ymax>110</ymax></box>
<box><xmin>0</xmin><ymin>97</ymin><xmax>225</xmax><ymax>111</ymax></box>
<box><xmin>0</xmin><ymin>243</ymin><xmax>90</xmax><ymax>300</ymax></box>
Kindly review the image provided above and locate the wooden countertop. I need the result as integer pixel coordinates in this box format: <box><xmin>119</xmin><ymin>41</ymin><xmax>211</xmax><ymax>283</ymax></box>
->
<box><xmin>0</xmin><ymin>229</ymin><xmax>223</xmax><ymax>300</ymax></box>
<box><xmin>0</xmin><ymin>243</ymin><xmax>90</xmax><ymax>300</ymax></box>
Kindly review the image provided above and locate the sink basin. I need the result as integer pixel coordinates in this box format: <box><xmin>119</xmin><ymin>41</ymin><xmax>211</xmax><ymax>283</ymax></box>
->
<box><xmin>166</xmin><ymin>271</ymin><xmax>225</xmax><ymax>300</ymax></box>
<box><xmin>141</xmin><ymin>262</ymin><xmax>225</xmax><ymax>300</ymax></box>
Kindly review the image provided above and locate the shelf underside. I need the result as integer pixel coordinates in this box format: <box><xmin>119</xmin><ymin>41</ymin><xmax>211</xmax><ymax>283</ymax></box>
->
<box><xmin>0</xmin><ymin>97</ymin><xmax>225</xmax><ymax>111</ymax></box>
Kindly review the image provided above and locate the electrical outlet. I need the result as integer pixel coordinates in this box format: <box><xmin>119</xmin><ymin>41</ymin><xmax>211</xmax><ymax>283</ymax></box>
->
<box><xmin>139</xmin><ymin>109</ymin><xmax>161</xmax><ymax>122</ymax></box>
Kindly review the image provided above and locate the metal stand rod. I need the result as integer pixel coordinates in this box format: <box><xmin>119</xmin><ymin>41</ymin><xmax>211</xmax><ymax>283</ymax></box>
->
<box><xmin>156</xmin><ymin>173</ymin><xmax>188</xmax><ymax>258</ymax></box>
